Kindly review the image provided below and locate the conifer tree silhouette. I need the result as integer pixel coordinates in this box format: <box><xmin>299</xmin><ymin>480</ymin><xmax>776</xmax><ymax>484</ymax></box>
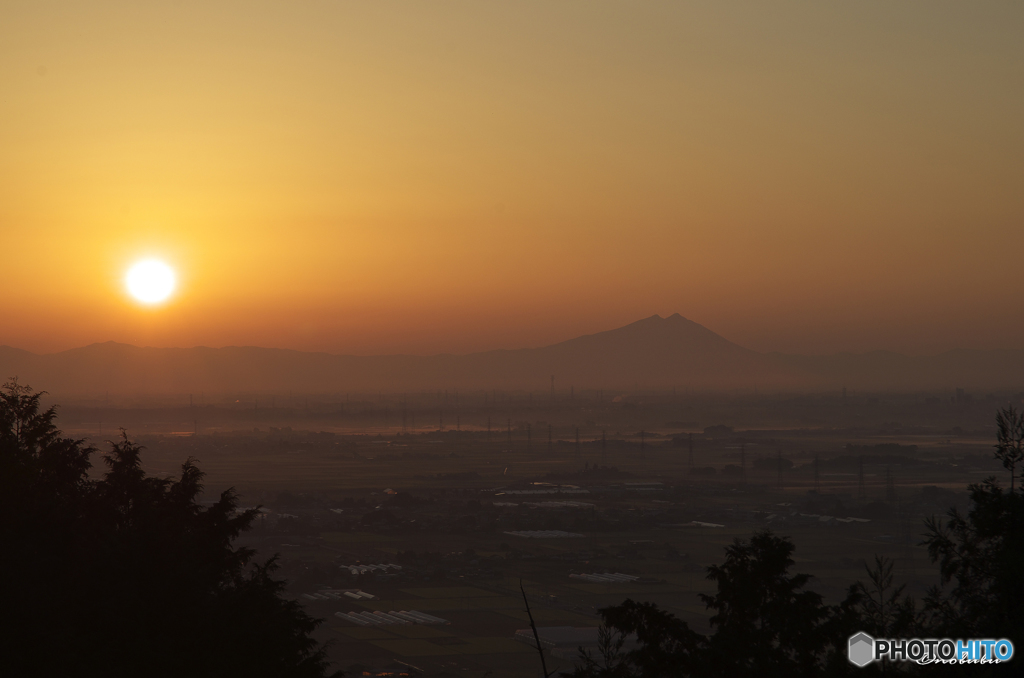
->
<box><xmin>0</xmin><ymin>380</ymin><xmax>338</xmax><ymax>678</ymax></box>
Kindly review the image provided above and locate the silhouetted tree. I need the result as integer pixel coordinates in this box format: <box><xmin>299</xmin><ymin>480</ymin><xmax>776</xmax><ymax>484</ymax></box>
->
<box><xmin>700</xmin><ymin>530</ymin><xmax>835</xmax><ymax>677</ymax></box>
<box><xmin>0</xmin><ymin>380</ymin><xmax>337</xmax><ymax>678</ymax></box>
<box><xmin>569</xmin><ymin>599</ymin><xmax>703</xmax><ymax>678</ymax></box>
<box><xmin>570</xmin><ymin>408</ymin><xmax>1024</xmax><ymax>678</ymax></box>
<box><xmin>571</xmin><ymin>532</ymin><xmax>844</xmax><ymax>678</ymax></box>
<box><xmin>922</xmin><ymin>478</ymin><xmax>1024</xmax><ymax>656</ymax></box>
<box><xmin>851</xmin><ymin>556</ymin><xmax>918</xmax><ymax>640</ymax></box>
<box><xmin>821</xmin><ymin>556</ymin><xmax>918</xmax><ymax>676</ymax></box>
<box><xmin>995</xmin><ymin>407</ymin><xmax>1024</xmax><ymax>492</ymax></box>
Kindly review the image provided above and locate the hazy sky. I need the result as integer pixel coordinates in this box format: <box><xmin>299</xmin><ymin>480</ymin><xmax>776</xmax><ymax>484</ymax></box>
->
<box><xmin>2</xmin><ymin>1</ymin><xmax>1022</xmax><ymax>356</ymax></box>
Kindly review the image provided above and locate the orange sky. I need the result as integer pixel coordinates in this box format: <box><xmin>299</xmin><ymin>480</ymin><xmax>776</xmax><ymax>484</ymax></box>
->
<box><xmin>2</xmin><ymin>1</ymin><xmax>1022</xmax><ymax>357</ymax></box>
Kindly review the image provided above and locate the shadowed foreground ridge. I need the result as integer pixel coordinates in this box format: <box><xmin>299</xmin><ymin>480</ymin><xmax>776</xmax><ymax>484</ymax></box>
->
<box><xmin>0</xmin><ymin>380</ymin><xmax>338</xmax><ymax>678</ymax></box>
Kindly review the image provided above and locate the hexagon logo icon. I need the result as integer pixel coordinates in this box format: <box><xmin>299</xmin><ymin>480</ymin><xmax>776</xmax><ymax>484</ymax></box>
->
<box><xmin>848</xmin><ymin>632</ymin><xmax>875</xmax><ymax>667</ymax></box>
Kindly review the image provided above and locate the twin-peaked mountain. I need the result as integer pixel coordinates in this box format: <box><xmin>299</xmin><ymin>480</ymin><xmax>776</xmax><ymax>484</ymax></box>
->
<box><xmin>1</xmin><ymin>314</ymin><xmax>1022</xmax><ymax>395</ymax></box>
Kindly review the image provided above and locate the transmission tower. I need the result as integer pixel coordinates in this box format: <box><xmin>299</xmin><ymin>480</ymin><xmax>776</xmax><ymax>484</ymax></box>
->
<box><xmin>858</xmin><ymin>455</ymin><xmax>866</xmax><ymax>500</ymax></box>
<box><xmin>886</xmin><ymin>466</ymin><xmax>897</xmax><ymax>503</ymax></box>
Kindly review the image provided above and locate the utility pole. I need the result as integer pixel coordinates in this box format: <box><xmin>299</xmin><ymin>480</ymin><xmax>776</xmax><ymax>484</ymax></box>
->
<box><xmin>858</xmin><ymin>455</ymin><xmax>866</xmax><ymax>500</ymax></box>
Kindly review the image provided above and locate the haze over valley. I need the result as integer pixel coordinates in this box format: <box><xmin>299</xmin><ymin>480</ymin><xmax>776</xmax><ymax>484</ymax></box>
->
<box><xmin>5</xmin><ymin>314</ymin><xmax>1024</xmax><ymax>396</ymax></box>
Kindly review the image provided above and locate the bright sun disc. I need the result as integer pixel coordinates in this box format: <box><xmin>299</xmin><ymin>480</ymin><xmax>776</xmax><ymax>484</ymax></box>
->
<box><xmin>126</xmin><ymin>260</ymin><xmax>176</xmax><ymax>304</ymax></box>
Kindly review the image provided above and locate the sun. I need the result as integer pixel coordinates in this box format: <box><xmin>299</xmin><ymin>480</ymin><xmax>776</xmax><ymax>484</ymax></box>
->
<box><xmin>126</xmin><ymin>259</ymin><xmax>176</xmax><ymax>304</ymax></box>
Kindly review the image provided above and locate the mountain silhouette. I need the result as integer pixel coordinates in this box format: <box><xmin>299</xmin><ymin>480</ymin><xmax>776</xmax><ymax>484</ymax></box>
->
<box><xmin>1</xmin><ymin>314</ymin><xmax>1022</xmax><ymax>394</ymax></box>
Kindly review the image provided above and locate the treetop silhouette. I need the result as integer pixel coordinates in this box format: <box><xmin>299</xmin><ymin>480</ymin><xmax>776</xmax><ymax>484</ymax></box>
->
<box><xmin>0</xmin><ymin>379</ymin><xmax>337</xmax><ymax>678</ymax></box>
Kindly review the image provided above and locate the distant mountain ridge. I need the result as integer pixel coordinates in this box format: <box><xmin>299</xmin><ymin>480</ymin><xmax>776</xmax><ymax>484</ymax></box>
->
<box><xmin>1</xmin><ymin>314</ymin><xmax>1022</xmax><ymax>395</ymax></box>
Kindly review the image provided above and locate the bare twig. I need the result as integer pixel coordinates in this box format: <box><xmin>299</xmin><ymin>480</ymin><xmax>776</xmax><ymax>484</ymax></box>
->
<box><xmin>520</xmin><ymin>579</ymin><xmax>554</xmax><ymax>678</ymax></box>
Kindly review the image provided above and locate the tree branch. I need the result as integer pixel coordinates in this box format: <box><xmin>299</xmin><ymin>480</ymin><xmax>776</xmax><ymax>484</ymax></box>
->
<box><xmin>520</xmin><ymin>579</ymin><xmax>553</xmax><ymax>678</ymax></box>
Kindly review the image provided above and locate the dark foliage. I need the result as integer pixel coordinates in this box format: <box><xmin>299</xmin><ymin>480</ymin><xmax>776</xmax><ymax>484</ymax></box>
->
<box><xmin>568</xmin><ymin>599</ymin><xmax>703</xmax><ymax>678</ymax></box>
<box><xmin>568</xmin><ymin>531</ymin><xmax>843</xmax><ymax>678</ymax></box>
<box><xmin>822</xmin><ymin>556</ymin><xmax>917</xmax><ymax>676</ymax></box>
<box><xmin>700</xmin><ymin>531</ymin><xmax>835</xmax><ymax>676</ymax></box>
<box><xmin>910</xmin><ymin>407</ymin><xmax>1024</xmax><ymax>675</ymax></box>
<box><xmin>571</xmin><ymin>409</ymin><xmax>1024</xmax><ymax>678</ymax></box>
<box><xmin>0</xmin><ymin>380</ymin><xmax>337</xmax><ymax>678</ymax></box>
<box><xmin>994</xmin><ymin>407</ymin><xmax>1024</xmax><ymax>492</ymax></box>
<box><xmin>922</xmin><ymin>481</ymin><xmax>1024</xmax><ymax>675</ymax></box>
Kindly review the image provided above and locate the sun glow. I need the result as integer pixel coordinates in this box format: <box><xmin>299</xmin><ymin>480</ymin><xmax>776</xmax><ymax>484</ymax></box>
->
<box><xmin>126</xmin><ymin>259</ymin><xmax>176</xmax><ymax>304</ymax></box>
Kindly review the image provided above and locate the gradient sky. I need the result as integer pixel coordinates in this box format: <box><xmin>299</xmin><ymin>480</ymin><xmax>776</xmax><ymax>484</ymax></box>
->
<box><xmin>2</xmin><ymin>1</ymin><xmax>1022</xmax><ymax>357</ymax></box>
